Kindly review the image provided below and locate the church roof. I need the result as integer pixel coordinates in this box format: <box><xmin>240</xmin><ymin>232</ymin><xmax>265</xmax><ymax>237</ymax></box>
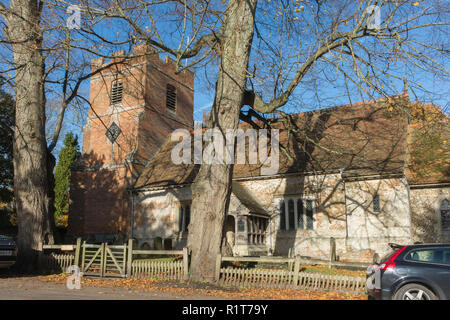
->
<box><xmin>406</xmin><ymin>121</ymin><xmax>450</xmax><ymax>185</ymax></box>
<box><xmin>133</xmin><ymin>94</ymin><xmax>445</xmax><ymax>190</ymax></box>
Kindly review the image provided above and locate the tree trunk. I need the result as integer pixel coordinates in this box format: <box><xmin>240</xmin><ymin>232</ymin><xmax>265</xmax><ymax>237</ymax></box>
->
<box><xmin>187</xmin><ymin>0</ymin><xmax>257</xmax><ymax>282</ymax></box>
<box><xmin>6</xmin><ymin>0</ymin><xmax>49</xmax><ymax>272</ymax></box>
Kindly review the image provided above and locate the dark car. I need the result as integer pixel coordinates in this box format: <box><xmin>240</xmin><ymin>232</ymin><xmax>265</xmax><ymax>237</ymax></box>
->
<box><xmin>366</xmin><ymin>243</ymin><xmax>450</xmax><ymax>300</ymax></box>
<box><xmin>0</xmin><ymin>235</ymin><xmax>17</xmax><ymax>269</ymax></box>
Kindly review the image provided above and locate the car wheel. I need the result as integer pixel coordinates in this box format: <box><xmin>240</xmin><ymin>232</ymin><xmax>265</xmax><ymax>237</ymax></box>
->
<box><xmin>393</xmin><ymin>283</ymin><xmax>437</xmax><ymax>300</ymax></box>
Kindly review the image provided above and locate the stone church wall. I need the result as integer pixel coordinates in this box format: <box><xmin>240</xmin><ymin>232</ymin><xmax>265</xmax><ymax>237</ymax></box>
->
<box><xmin>409</xmin><ymin>186</ymin><xmax>450</xmax><ymax>243</ymax></box>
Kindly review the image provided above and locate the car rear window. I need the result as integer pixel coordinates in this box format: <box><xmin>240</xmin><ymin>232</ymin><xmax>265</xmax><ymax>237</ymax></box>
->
<box><xmin>379</xmin><ymin>250</ymin><xmax>395</xmax><ymax>263</ymax></box>
<box><xmin>404</xmin><ymin>248</ymin><xmax>450</xmax><ymax>265</ymax></box>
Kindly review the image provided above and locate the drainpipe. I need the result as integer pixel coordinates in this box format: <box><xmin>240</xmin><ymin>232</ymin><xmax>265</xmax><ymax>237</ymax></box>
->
<box><xmin>404</xmin><ymin>177</ymin><xmax>413</xmax><ymax>243</ymax></box>
<box><xmin>129</xmin><ymin>190</ymin><xmax>135</xmax><ymax>239</ymax></box>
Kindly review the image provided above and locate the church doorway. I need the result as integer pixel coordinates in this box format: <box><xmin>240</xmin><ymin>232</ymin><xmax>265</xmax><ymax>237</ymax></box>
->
<box><xmin>222</xmin><ymin>215</ymin><xmax>236</xmax><ymax>256</ymax></box>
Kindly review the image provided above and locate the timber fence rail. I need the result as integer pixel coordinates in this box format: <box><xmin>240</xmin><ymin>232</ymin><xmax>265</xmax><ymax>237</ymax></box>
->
<box><xmin>39</xmin><ymin>243</ymin><xmax>78</xmax><ymax>273</ymax></box>
<box><xmin>216</xmin><ymin>255</ymin><xmax>367</xmax><ymax>294</ymax></box>
<box><xmin>38</xmin><ymin>239</ymin><xmax>368</xmax><ymax>294</ymax></box>
<box><xmin>38</xmin><ymin>238</ymin><xmax>189</xmax><ymax>280</ymax></box>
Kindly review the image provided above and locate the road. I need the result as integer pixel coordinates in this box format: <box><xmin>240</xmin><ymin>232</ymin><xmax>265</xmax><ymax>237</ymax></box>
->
<box><xmin>0</xmin><ymin>276</ymin><xmax>224</xmax><ymax>300</ymax></box>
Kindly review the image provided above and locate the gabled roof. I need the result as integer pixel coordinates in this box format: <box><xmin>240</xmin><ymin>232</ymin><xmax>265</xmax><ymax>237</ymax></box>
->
<box><xmin>133</xmin><ymin>95</ymin><xmax>412</xmax><ymax>190</ymax></box>
<box><xmin>231</xmin><ymin>182</ymin><xmax>269</xmax><ymax>216</ymax></box>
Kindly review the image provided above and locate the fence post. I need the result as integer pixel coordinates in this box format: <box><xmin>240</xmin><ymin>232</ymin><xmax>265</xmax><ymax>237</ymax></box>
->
<box><xmin>329</xmin><ymin>237</ymin><xmax>336</xmax><ymax>269</ymax></box>
<box><xmin>126</xmin><ymin>238</ymin><xmax>134</xmax><ymax>278</ymax></box>
<box><xmin>81</xmin><ymin>241</ymin><xmax>86</xmax><ymax>273</ymax></box>
<box><xmin>215</xmin><ymin>254</ymin><xmax>222</xmax><ymax>282</ymax></box>
<box><xmin>182</xmin><ymin>247</ymin><xmax>189</xmax><ymax>280</ymax></box>
<box><xmin>292</xmin><ymin>256</ymin><xmax>300</xmax><ymax>287</ymax></box>
<box><xmin>74</xmin><ymin>237</ymin><xmax>82</xmax><ymax>267</ymax></box>
<box><xmin>286</xmin><ymin>248</ymin><xmax>290</xmax><ymax>271</ymax></box>
<box><xmin>100</xmin><ymin>243</ymin><xmax>106</xmax><ymax>278</ymax></box>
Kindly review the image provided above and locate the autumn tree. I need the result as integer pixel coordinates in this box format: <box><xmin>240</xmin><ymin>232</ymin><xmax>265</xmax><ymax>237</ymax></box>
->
<box><xmin>409</xmin><ymin>102</ymin><xmax>448</xmax><ymax>124</ymax></box>
<box><xmin>54</xmin><ymin>132</ymin><xmax>80</xmax><ymax>217</ymax></box>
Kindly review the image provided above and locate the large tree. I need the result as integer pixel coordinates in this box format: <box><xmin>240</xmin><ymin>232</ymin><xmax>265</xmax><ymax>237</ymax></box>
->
<box><xmin>0</xmin><ymin>0</ymin><xmax>126</xmax><ymax>271</ymax></box>
<box><xmin>1</xmin><ymin>0</ymin><xmax>49</xmax><ymax>271</ymax></box>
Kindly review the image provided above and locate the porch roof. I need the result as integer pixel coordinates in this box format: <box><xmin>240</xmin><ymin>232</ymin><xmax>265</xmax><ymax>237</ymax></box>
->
<box><xmin>231</xmin><ymin>182</ymin><xmax>269</xmax><ymax>216</ymax></box>
<box><xmin>133</xmin><ymin>94</ymin><xmax>418</xmax><ymax>190</ymax></box>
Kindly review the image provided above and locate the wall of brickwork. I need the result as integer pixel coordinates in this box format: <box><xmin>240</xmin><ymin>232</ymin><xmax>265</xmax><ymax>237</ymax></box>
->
<box><xmin>409</xmin><ymin>186</ymin><xmax>450</xmax><ymax>243</ymax></box>
<box><xmin>67</xmin><ymin>166</ymin><xmax>132</xmax><ymax>236</ymax></box>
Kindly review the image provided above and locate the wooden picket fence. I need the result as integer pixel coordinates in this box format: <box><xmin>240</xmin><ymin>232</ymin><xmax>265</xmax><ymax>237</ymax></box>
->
<box><xmin>128</xmin><ymin>245</ymin><xmax>189</xmax><ymax>280</ymax></box>
<box><xmin>39</xmin><ymin>239</ymin><xmax>189</xmax><ymax>280</ymax></box>
<box><xmin>132</xmin><ymin>259</ymin><xmax>184</xmax><ymax>280</ymax></box>
<box><xmin>38</xmin><ymin>240</ymin><xmax>368</xmax><ymax>294</ymax></box>
<box><xmin>218</xmin><ymin>267</ymin><xmax>366</xmax><ymax>294</ymax></box>
<box><xmin>215</xmin><ymin>254</ymin><xmax>367</xmax><ymax>294</ymax></box>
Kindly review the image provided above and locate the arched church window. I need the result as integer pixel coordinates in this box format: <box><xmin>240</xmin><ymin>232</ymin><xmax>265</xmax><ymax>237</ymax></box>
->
<box><xmin>279</xmin><ymin>201</ymin><xmax>286</xmax><ymax>230</ymax></box>
<box><xmin>373</xmin><ymin>193</ymin><xmax>381</xmax><ymax>213</ymax></box>
<box><xmin>288</xmin><ymin>199</ymin><xmax>295</xmax><ymax>230</ymax></box>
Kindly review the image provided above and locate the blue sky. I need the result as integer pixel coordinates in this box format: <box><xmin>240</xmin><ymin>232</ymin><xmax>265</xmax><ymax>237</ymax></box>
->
<box><xmin>0</xmin><ymin>1</ymin><xmax>448</xmax><ymax>156</ymax></box>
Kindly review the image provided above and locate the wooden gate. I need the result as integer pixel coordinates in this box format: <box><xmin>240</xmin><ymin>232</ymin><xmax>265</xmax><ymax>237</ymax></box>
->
<box><xmin>81</xmin><ymin>242</ymin><xmax>127</xmax><ymax>278</ymax></box>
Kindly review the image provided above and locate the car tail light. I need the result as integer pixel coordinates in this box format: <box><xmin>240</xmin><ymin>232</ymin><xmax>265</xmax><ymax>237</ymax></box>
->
<box><xmin>380</xmin><ymin>246</ymin><xmax>406</xmax><ymax>270</ymax></box>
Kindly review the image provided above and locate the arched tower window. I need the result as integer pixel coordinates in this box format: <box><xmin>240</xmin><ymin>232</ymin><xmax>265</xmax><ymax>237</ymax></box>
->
<box><xmin>110</xmin><ymin>80</ymin><xmax>123</xmax><ymax>104</ymax></box>
<box><xmin>166</xmin><ymin>84</ymin><xmax>176</xmax><ymax>112</ymax></box>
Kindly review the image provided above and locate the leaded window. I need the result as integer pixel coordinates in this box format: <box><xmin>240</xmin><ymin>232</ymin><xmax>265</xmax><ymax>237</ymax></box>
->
<box><xmin>373</xmin><ymin>193</ymin><xmax>381</xmax><ymax>213</ymax></box>
<box><xmin>279</xmin><ymin>198</ymin><xmax>315</xmax><ymax>230</ymax></box>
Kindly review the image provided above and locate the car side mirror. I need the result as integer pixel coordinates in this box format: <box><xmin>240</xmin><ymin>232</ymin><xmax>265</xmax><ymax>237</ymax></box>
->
<box><xmin>373</xmin><ymin>253</ymin><xmax>381</xmax><ymax>265</ymax></box>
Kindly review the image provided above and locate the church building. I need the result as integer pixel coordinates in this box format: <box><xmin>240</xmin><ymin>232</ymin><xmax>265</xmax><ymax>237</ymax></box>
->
<box><xmin>68</xmin><ymin>44</ymin><xmax>449</xmax><ymax>262</ymax></box>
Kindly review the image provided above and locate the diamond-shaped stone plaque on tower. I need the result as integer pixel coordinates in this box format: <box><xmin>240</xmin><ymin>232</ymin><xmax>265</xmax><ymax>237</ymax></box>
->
<box><xmin>106</xmin><ymin>122</ymin><xmax>121</xmax><ymax>143</ymax></box>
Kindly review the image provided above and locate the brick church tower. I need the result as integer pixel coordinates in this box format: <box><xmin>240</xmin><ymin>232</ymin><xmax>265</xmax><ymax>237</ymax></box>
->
<box><xmin>68</xmin><ymin>44</ymin><xmax>194</xmax><ymax>240</ymax></box>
